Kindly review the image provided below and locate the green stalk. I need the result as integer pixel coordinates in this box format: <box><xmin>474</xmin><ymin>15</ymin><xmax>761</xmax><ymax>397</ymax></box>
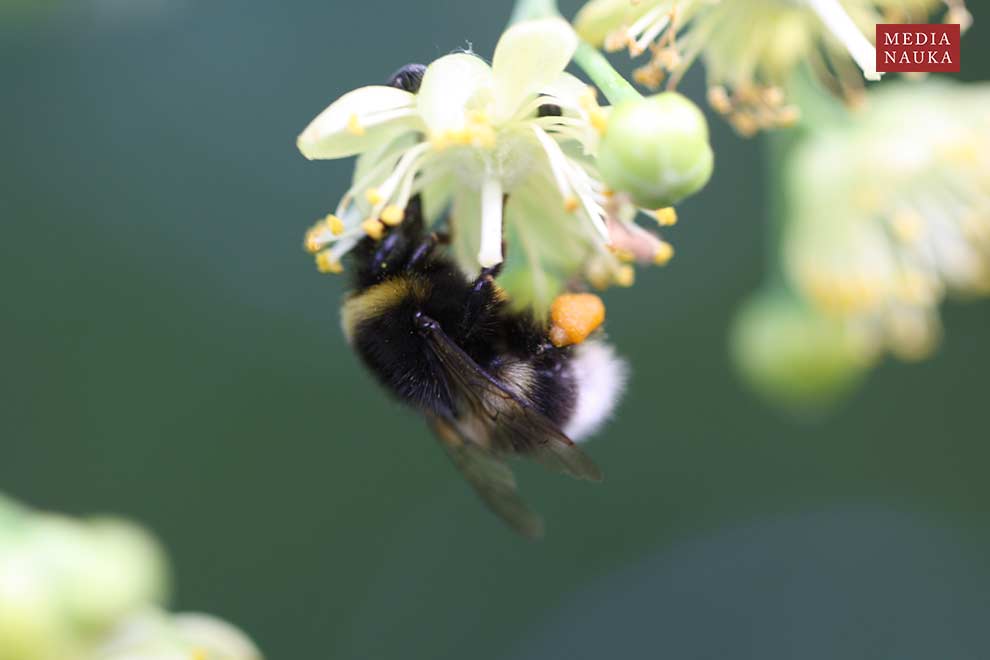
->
<box><xmin>764</xmin><ymin>128</ymin><xmax>797</xmax><ymax>294</ymax></box>
<box><xmin>573</xmin><ymin>42</ymin><xmax>642</xmax><ymax>105</ymax></box>
<box><xmin>509</xmin><ymin>0</ymin><xmax>559</xmax><ymax>23</ymax></box>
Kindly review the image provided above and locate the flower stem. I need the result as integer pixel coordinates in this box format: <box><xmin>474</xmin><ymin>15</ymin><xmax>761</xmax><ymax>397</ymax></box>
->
<box><xmin>764</xmin><ymin>129</ymin><xmax>797</xmax><ymax>292</ymax></box>
<box><xmin>509</xmin><ymin>0</ymin><xmax>559</xmax><ymax>23</ymax></box>
<box><xmin>573</xmin><ymin>42</ymin><xmax>642</xmax><ymax>105</ymax></box>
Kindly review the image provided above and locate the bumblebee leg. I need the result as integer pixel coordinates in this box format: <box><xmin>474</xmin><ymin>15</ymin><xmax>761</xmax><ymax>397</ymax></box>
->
<box><xmin>369</xmin><ymin>232</ymin><xmax>407</xmax><ymax>277</ymax></box>
<box><xmin>458</xmin><ymin>264</ymin><xmax>503</xmax><ymax>341</ymax></box>
<box><xmin>404</xmin><ymin>232</ymin><xmax>449</xmax><ymax>271</ymax></box>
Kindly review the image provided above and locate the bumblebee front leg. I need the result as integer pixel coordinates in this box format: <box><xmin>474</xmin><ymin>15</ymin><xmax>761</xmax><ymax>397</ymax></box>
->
<box><xmin>404</xmin><ymin>232</ymin><xmax>449</xmax><ymax>271</ymax></box>
<box><xmin>369</xmin><ymin>232</ymin><xmax>407</xmax><ymax>277</ymax></box>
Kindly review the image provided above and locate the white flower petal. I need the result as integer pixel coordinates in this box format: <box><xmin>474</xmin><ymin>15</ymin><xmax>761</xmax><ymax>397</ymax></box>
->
<box><xmin>417</xmin><ymin>54</ymin><xmax>493</xmax><ymax>134</ymax></box>
<box><xmin>420</xmin><ymin>171</ymin><xmax>456</xmax><ymax>225</ymax></box>
<box><xmin>297</xmin><ymin>86</ymin><xmax>420</xmax><ymax>160</ymax></box>
<box><xmin>491</xmin><ymin>18</ymin><xmax>578</xmax><ymax>122</ymax></box>
<box><xmin>541</xmin><ymin>72</ymin><xmax>592</xmax><ymax>111</ymax></box>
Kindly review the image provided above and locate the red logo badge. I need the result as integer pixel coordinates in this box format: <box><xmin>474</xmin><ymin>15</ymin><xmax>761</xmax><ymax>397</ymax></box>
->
<box><xmin>876</xmin><ymin>24</ymin><xmax>960</xmax><ymax>73</ymax></box>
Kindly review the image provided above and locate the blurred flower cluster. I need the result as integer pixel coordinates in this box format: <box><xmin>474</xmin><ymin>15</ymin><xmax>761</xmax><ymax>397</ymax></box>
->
<box><xmin>0</xmin><ymin>493</ymin><xmax>261</xmax><ymax>660</ymax></box>
<box><xmin>97</xmin><ymin>610</ymin><xmax>262</xmax><ymax>660</ymax></box>
<box><xmin>576</xmin><ymin>0</ymin><xmax>971</xmax><ymax>135</ymax></box>
<box><xmin>298</xmin><ymin>14</ymin><xmax>714</xmax><ymax>314</ymax></box>
<box><xmin>733</xmin><ymin>79</ymin><xmax>989</xmax><ymax>413</ymax></box>
<box><xmin>784</xmin><ymin>81</ymin><xmax>990</xmax><ymax>362</ymax></box>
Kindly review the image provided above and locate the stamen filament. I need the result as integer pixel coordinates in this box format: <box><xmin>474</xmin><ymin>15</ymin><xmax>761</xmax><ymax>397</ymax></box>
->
<box><xmin>478</xmin><ymin>177</ymin><xmax>505</xmax><ymax>268</ymax></box>
<box><xmin>805</xmin><ymin>0</ymin><xmax>882</xmax><ymax>81</ymax></box>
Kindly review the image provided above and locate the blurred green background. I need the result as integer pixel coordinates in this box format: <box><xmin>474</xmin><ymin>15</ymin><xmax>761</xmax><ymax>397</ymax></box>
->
<box><xmin>2</xmin><ymin>1</ymin><xmax>989</xmax><ymax>658</ymax></box>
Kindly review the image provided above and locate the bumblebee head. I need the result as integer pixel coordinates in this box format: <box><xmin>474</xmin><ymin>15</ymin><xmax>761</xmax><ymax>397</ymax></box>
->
<box><xmin>387</xmin><ymin>63</ymin><xmax>426</xmax><ymax>94</ymax></box>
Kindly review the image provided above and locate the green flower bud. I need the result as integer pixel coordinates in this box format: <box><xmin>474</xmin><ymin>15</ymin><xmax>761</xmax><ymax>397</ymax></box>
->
<box><xmin>597</xmin><ymin>92</ymin><xmax>713</xmax><ymax>209</ymax></box>
<box><xmin>730</xmin><ymin>290</ymin><xmax>872</xmax><ymax>413</ymax></box>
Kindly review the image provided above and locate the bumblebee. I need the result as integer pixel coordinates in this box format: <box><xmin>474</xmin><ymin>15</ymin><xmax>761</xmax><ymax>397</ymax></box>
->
<box><xmin>336</xmin><ymin>66</ymin><xmax>627</xmax><ymax>537</ymax></box>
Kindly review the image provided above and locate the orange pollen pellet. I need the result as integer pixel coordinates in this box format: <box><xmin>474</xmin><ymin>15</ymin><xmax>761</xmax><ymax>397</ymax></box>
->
<box><xmin>548</xmin><ymin>293</ymin><xmax>606</xmax><ymax>347</ymax></box>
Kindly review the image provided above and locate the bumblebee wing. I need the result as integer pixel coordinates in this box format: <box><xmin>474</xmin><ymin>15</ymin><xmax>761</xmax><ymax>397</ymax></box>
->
<box><xmin>430</xmin><ymin>416</ymin><xmax>544</xmax><ymax>539</ymax></box>
<box><xmin>419</xmin><ymin>315</ymin><xmax>603</xmax><ymax>482</ymax></box>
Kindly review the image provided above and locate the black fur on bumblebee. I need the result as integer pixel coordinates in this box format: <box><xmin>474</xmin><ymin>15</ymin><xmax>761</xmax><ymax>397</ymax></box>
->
<box><xmin>340</xmin><ymin>197</ymin><xmax>627</xmax><ymax>538</ymax></box>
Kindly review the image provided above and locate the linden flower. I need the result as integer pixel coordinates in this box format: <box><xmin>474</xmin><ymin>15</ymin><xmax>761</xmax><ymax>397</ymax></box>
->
<box><xmin>297</xmin><ymin>18</ymin><xmax>679</xmax><ymax>306</ymax></box>
<box><xmin>575</xmin><ymin>0</ymin><xmax>971</xmax><ymax>135</ymax></box>
<box><xmin>298</xmin><ymin>18</ymin><xmax>608</xmax><ymax>268</ymax></box>
<box><xmin>0</xmin><ymin>497</ymin><xmax>170</xmax><ymax>660</ymax></box>
<box><xmin>98</xmin><ymin>610</ymin><xmax>262</xmax><ymax>660</ymax></box>
<box><xmin>784</xmin><ymin>80</ymin><xmax>990</xmax><ymax>360</ymax></box>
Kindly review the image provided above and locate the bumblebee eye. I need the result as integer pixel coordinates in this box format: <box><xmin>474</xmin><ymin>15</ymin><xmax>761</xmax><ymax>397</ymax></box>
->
<box><xmin>388</xmin><ymin>63</ymin><xmax>427</xmax><ymax>93</ymax></box>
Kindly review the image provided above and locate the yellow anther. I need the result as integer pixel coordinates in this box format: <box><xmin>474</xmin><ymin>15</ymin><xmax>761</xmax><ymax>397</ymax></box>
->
<box><xmin>589</xmin><ymin>108</ymin><xmax>608</xmax><ymax>134</ymax></box>
<box><xmin>941</xmin><ymin>141</ymin><xmax>979</xmax><ymax>165</ymax></box>
<box><xmin>776</xmin><ymin>106</ymin><xmax>801</xmax><ymax>128</ymax></box>
<box><xmin>578</xmin><ymin>86</ymin><xmax>598</xmax><ymax>108</ymax></box>
<box><xmin>304</xmin><ymin>226</ymin><xmax>324</xmax><ymax>254</ymax></box>
<box><xmin>190</xmin><ymin>649</ymin><xmax>208</xmax><ymax>660</ymax></box>
<box><xmin>762</xmin><ymin>87</ymin><xmax>785</xmax><ymax>107</ymax></box>
<box><xmin>654</xmin><ymin>207</ymin><xmax>677</xmax><ymax>227</ymax></box>
<box><xmin>325</xmin><ymin>213</ymin><xmax>345</xmax><ymax>236</ymax></box>
<box><xmin>654</xmin><ymin>47</ymin><xmax>681</xmax><ymax>70</ymax></box>
<box><xmin>585</xmin><ymin>260</ymin><xmax>612</xmax><ymax>291</ymax></box>
<box><xmin>346</xmin><ymin>114</ymin><xmax>365</xmax><ymax>136</ymax></box>
<box><xmin>466</xmin><ymin>109</ymin><xmax>490</xmax><ymax>124</ymax></box>
<box><xmin>564</xmin><ymin>196</ymin><xmax>580</xmax><ymax>213</ymax></box>
<box><xmin>361</xmin><ymin>218</ymin><xmax>384</xmax><ymax>240</ymax></box>
<box><xmin>707</xmin><ymin>86</ymin><xmax>732</xmax><ymax>115</ymax></box>
<box><xmin>615</xmin><ymin>265</ymin><xmax>635</xmax><ymax>288</ymax></box>
<box><xmin>898</xmin><ymin>271</ymin><xmax>934</xmax><ymax>305</ymax></box>
<box><xmin>447</xmin><ymin>128</ymin><xmax>468</xmax><ymax>144</ymax></box>
<box><xmin>577</xmin><ymin>86</ymin><xmax>609</xmax><ymax>133</ymax></box>
<box><xmin>365</xmin><ymin>188</ymin><xmax>383</xmax><ymax>206</ymax></box>
<box><xmin>603</xmin><ymin>30</ymin><xmax>628</xmax><ymax>53</ymax></box>
<box><xmin>380</xmin><ymin>204</ymin><xmax>405</xmax><ymax>226</ymax></box>
<box><xmin>315</xmin><ymin>251</ymin><xmax>343</xmax><ymax>274</ymax></box>
<box><xmin>430</xmin><ymin>133</ymin><xmax>450</xmax><ymax>150</ymax></box>
<box><xmin>609</xmin><ymin>246</ymin><xmax>636</xmax><ymax>263</ymax></box>
<box><xmin>735</xmin><ymin>84</ymin><xmax>760</xmax><ymax>105</ymax></box>
<box><xmin>653</xmin><ymin>241</ymin><xmax>675</xmax><ymax>266</ymax></box>
<box><xmin>891</xmin><ymin>209</ymin><xmax>924</xmax><ymax>243</ymax></box>
<box><xmin>729</xmin><ymin>112</ymin><xmax>759</xmax><ymax>138</ymax></box>
<box><xmin>634</xmin><ymin>65</ymin><xmax>664</xmax><ymax>89</ymax></box>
